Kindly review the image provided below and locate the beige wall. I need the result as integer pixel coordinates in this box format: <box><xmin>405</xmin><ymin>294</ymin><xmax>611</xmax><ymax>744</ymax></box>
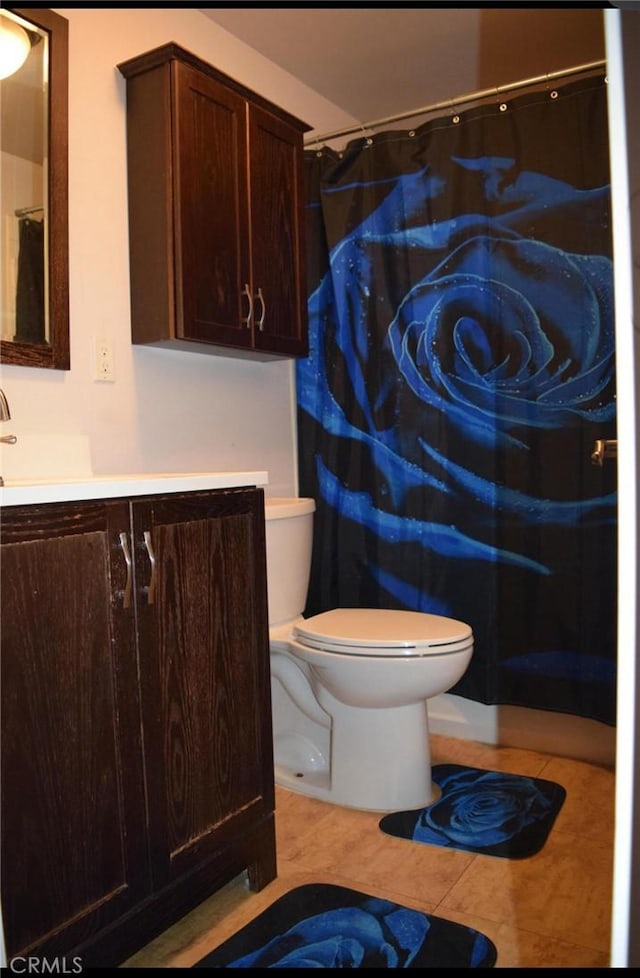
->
<box><xmin>477</xmin><ymin>7</ymin><xmax>604</xmax><ymax>88</ymax></box>
<box><xmin>0</xmin><ymin>7</ymin><xmax>607</xmax><ymax>492</ymax></box>
<box><xmin>0</xmin><ymin>7</ymin><xmax>356</xmax><ymax>494</ymax></box>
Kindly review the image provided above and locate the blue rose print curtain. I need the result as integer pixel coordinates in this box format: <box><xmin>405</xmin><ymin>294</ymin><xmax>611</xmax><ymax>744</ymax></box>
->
<box><xmin>296</xmin><ymin>75</ymin><xmax>617</xmax><ymax>726</ymax></box>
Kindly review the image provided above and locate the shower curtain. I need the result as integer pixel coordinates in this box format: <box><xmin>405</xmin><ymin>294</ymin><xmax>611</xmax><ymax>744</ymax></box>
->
<box><xmin>296</xmin><ymin>74</ymin><xmax>617</xmax><ymax>726</ymax></box>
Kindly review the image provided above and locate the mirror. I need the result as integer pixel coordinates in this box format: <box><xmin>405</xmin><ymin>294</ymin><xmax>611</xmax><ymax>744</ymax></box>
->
<box><xmin>0</xmin><ymin>7</ymin><xmax>68</xmax><ymax>369</ymax></box>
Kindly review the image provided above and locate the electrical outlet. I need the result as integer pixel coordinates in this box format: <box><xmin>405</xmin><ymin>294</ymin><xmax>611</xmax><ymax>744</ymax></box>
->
<box><xmin>93</xmin><ymin>336</ymin><xmax>115</xmax><ymax>382</ymax></box>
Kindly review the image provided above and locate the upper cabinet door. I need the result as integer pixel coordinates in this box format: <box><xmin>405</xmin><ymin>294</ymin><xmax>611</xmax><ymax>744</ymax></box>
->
<box><xmin>174</xmin><ymin>61</ymin><xmax>252</xmax><ymax>350</ymax></box>
<box><xmin>249</xmin><ymin>104</ymin><xmax>308</xmax><ymax>358</ymax></box>
<box><xmin>119</xmin><ymin>44</ymin><xmax>310</xmax><ymax>361</ymax></box>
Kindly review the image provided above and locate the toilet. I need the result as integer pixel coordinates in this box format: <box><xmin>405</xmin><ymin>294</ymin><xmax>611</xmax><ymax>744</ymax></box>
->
<box><xmin>265</xmin><ymin>497</ymin><xmax>474</xmax><ymax>812</ymax></box>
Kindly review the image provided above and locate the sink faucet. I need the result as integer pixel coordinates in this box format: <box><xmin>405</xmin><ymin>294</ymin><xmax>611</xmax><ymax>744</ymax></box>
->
<box><xmin>0</xmin><ymin>388</ymin><xmax>18</xmax><ymax>486</ymax></box>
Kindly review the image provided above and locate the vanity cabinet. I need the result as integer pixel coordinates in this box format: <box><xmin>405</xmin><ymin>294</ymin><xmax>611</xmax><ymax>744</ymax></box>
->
<box><xmin>0</xmin><ymin>487</ymin><xmax>275</xmax><ymax>966</ymax></box>
<box><xmin>118</xmin><ymin>44</ymin><xmax>310</xmax><ymax>361</ymax></box>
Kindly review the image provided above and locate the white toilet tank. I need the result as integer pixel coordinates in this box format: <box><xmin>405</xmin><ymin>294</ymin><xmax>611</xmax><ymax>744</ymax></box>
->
<box><xmin>264</xmin><ymin>497</ymin><xmax>315</xmax><ymax>626</ymax></box>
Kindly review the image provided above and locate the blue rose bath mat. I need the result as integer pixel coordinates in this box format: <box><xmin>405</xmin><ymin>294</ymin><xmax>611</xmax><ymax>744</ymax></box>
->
<box><xmin>379</xmin><ymin>764</ymin><xmax>566</xmax><ymax>859</ymax></box>
<box><xmin>193</xmin><ymin>883</ymin><xmax>497</xmax><ymax>968</ymax></box>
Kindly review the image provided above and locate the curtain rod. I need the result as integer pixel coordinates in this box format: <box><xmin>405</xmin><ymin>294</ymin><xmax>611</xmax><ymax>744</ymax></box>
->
<box><xmin>15</xmin><ymin>204</ymin><xmax>44</xmax><ymax>218</ymax></box>
<box><xmin>304</xmin><ymin>59</ymin><xmax>606</xmax><ymax>147</ymax></box>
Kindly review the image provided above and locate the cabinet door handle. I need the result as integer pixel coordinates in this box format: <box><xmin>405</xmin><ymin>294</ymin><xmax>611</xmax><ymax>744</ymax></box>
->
<box><xmin>142</xmin><ymin>530</ymin><xmax>157</xmax><ymax>605</ymax></box>
<box><xmin>242</xmin><ymin>283</ymin><xmax>253</xmax><ymax>328</ymax></box>
<box><xmin>118</xmin><ymin>531</ymin><xmax>133</xmax><ymax>609</ymax></box>
<box><xmin>255</xmin><ymin>287</ymin><xmax>266</xmax><ymax>331</ymax></box>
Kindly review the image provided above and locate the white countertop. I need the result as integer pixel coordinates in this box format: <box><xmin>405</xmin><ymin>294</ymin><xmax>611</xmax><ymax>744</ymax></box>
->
<box><xmin>0</xmin><ymin>471</ymin><xmax>269</xmax><ymax>507</ymax></box>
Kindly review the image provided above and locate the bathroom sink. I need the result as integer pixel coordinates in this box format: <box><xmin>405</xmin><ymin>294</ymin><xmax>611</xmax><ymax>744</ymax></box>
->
<box><xmin>0</xmin><ymin>434</ymin><xmax>268</xmax><ymax>504</ymax></box>
<box><xmin>0</xmin><ymin>471</ymin><xmax>269</xmax><ymax>506</ymax></box>
<box><xmin>2</xmin><ymin>476</ymin><xmax>86</xmax><ymax>486</ymax></box>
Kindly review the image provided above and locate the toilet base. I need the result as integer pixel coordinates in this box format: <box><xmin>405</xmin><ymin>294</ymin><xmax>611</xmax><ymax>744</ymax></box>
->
<box><xmin>275</xmin><ymin>763</ymin><xmax>331</xmax><ymax>798</ymax></box>
<box><xmin>275</xmin><ymin>762</ymin><xmax>441</xmax><ymax>813</ymax></box>
<box><xmin>273</xmin><ymin>684</ymin><xmax>443</xmax><ymax>812</ymax></box>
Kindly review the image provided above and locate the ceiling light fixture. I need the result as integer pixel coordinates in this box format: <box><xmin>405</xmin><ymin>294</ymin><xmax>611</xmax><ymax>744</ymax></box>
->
<box><xmin>0</xmin><ymin>15</ymin><xmax>31</xmax><ymax>81</ymax></box>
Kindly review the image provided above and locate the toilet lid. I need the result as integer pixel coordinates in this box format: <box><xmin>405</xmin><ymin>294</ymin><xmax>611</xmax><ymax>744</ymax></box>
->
<box><xmin>293</xmin><ymin>608</ymin><xmax>473</xmax><ymax>657</ymax></box>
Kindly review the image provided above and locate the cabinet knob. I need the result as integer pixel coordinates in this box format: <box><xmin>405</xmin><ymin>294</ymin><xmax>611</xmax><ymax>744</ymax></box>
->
<box><xmin>242</xmin><ymin>284</ymin><xmax>253</xmax><ymax>329</ymax></box>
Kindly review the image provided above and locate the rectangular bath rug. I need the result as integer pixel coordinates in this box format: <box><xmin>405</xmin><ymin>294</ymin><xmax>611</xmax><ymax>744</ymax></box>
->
<box><xmin>193</xmin><ymin>882</ymin><xmax>497</xmax><ymax>968</ymax></box>
<box><xmin>379</xmin><ymin>763</ymin><xmax>566</xmax><ymax>859</ymax></box>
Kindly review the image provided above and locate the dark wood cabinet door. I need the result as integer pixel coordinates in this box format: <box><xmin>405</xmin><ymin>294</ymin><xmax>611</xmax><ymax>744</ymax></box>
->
<box><xmin>0</xmin><ymin>501</ymin><xmax>149</xmax><ymax>960</ymax></box>
<box><xmin>132</xmin><ymin>489</ymin><xmax>275</xmax><ymax>890</ymax></box>
<box><xmin>175</xmin><ymin>61</ymin><xmax>252</xmax><ymax>350</ymax></box>
<box><xmin>249</xmin><ymin>104</ymin><xmax>308</xmax><ymax>358</ymax></box>
<box><xmin>120</xmin><ymin>44</ymin><xmax>309</xmax><ymax>360</ymax></box>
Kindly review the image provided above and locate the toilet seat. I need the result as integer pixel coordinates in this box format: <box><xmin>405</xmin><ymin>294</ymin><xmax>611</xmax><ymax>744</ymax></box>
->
<box><xmin>293</xmin><ymin>608</ymin><xmax>473</xmax><ymax>657</ymax></box>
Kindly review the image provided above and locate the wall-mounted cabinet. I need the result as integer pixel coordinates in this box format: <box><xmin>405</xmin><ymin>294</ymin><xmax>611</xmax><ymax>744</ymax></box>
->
<box><xmin>118</xmin><ymin>44</ymin><xmax>310</xmax><ymax>361</ymax></box>
<box><xmin>1</xmin><ymin>486</ymin><xmax>275</xmax><ymax>966</ymax></box>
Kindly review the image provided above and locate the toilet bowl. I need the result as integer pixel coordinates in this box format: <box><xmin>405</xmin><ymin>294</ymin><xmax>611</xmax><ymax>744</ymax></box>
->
<box><xmin>265</xmin><ymin>497</ymin><xmax>473</xmax><ymax>812</ymax></box>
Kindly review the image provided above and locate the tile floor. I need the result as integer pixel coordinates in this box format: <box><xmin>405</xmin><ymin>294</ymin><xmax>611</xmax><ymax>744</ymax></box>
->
<box><xmin>122</xmin><ymin>733</ymin><xmax>615</xmax><ymax>969</ymax></box>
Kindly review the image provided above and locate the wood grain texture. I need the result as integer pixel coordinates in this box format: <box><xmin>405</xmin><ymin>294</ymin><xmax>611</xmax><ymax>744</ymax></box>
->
<box><xmin>1</xmin><ymin>500</ymin><xmax>148</xmax><ymax>957</ymax></box>
<box><xmin>119</xmin><ymin>45</ymin><xmax>308</xmax><ymax>360</ymax></box>
<box><xmin>1</xmin><ymin>488</ymin><xmax>275</xmax><ymax>965</ymax></box>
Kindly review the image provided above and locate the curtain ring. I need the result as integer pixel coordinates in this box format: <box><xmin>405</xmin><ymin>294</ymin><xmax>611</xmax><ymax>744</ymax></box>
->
<box><xmin>544</xmin><ymin>72</ymin><xmax>558</xmax><ymax>101</ymax></box>
<box><xmin>358</xmin><ymin>122</ymin><xmax>373</xmax><ymax>147</ymax></box>
<box><xmin>307</xmin><ymin>133</ymin><xmax>325</xmax><ymax>155</ymax></box>
<box><xmin>495</xmin><ymin>84</ymin><xmax>508</xmax><ymax>113</ymax></box>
